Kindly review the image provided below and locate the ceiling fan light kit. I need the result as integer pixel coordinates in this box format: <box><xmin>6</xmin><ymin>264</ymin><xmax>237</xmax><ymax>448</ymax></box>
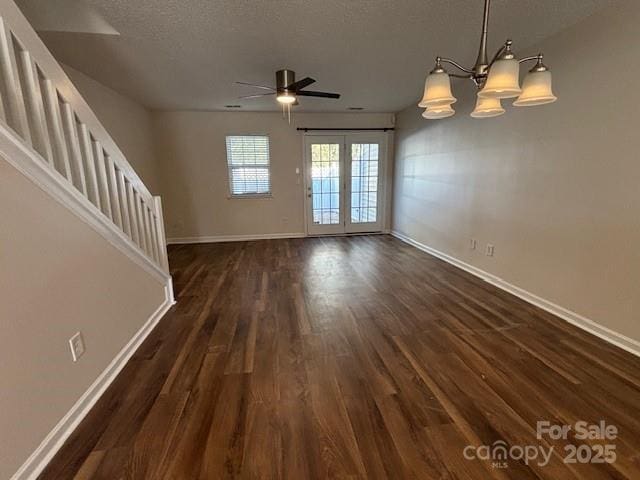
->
<box><xmin>276</xmin><ymin>93</ymin><xmax>297</xmax><ymax>104</ymax></box>
<box><xmin>275</xmin><ymin>69</ymin><xmax>297</xmax><ymax>105</ymax></box>
<box><xmin>419</xmin><ymin>0</ymin><xmax>557</xmax><ymax>120</ymax></box>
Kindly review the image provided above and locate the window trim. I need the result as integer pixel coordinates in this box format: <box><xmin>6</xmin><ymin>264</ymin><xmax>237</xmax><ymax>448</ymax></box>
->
<box><xmin>226</xmin><ymin>192</ymin><xmax>273</xmax><ymax>200</ymax></box>
<box><xmin>225</xmin><ymin>134</ymin><xmax>272</xmax><ymax>199</ymax></box>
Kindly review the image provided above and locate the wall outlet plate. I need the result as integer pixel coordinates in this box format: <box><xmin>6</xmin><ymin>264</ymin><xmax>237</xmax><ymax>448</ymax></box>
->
<box><xmin>470</xmin><ymin>238</ymin><xmax>477</xmax><ymax>250</ymax></box>
<box><xmin>69</xmin><ymin>332</ymin><xmax>85</xmax><ymax>362</ymax></box>
<box><xmin>486</xmin><ymin>244</ymin><xmax>495</xmax><ymax>257</ymax></box>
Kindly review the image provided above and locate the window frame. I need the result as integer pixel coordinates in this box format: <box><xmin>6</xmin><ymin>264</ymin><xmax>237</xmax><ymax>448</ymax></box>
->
<box><xmin>225</xmin><ymin>134</ymin><xmax>272</xmax><ymax>199</ymax></box>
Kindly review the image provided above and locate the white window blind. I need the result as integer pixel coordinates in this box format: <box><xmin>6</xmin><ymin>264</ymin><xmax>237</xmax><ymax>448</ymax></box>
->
<box><xmin>225</xmin><ymin>135</ymin><xmax>271</xmax><ymax>196</ymax></box>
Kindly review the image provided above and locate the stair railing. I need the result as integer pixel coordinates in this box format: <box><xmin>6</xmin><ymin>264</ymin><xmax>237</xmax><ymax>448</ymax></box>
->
<box><xmin>0</xmin><ymin>0</ymin><xmax>170</xmax><ymax>281</ymax></box>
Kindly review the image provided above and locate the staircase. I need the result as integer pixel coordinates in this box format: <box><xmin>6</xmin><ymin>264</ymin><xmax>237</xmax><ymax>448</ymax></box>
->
<box><xmin>0</xmin><ymin>0</ymin><xmax>171</xmax><ymax>289</ymax></box>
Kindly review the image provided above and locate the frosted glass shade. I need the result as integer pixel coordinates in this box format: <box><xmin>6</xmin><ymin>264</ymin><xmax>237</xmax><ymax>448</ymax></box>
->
<box><xmin>513</xmin><ymin>70</ymin><xmax>557</xmax><ymax>106</ymax></box>
<box><xmin>422</xmin><ymin>104</ymin><xmax>455</xmax><ymax>120</ymax></box>
<box><xmin>479</xmin><ymin>58</ymin><xmax>521</xmax><ymax>99</ymax></box>
<box><xmin>276</xmin><ymin>92</ymin><xmax>296</xmax><ymax>104</ymax></box>
<box><xmin>470</xmin><ymin>96</ymin><xmax>505</xmax><ymax>118</ymax></box>
<box><xmin>418</xmin><ymin>72</ymin><xmax>456</xmax><ymax>107</ymax></box>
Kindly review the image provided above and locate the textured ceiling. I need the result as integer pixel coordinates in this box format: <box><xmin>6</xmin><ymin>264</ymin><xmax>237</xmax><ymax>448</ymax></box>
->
<box><xmin>17</xmin><ymin>0</ymin><xmax>613</xmax><ymax>112</ymax></box>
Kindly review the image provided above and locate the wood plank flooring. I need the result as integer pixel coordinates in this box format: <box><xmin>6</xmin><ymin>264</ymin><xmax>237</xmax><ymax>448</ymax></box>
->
<box><xmin>40</xmin><ymin>235</ymin><xmax>640</xmax><ymax>479</ymax></box>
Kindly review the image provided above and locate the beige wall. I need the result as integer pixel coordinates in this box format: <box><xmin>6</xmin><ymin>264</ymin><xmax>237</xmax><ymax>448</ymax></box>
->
<box><xmin>392</xmin><ymin>0</ymin><xmax>640</xmax><ymax>342</ymax></box>
<box><xmin>63</xmin><ymin>64</ymin><xmax>161</xmax><ymax>194</ymax></box>
<box><xmin>0</xmin><ymin>156</ymin><xmax>167</xmax><ymax>478</ymax></box>
<box><xmin>153</xmin><ymin>111</ymin><xmax>395</xmax><ymax>240</ymax></box>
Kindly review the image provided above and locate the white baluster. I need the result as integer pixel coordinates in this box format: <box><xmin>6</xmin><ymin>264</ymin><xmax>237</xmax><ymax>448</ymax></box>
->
<box><xmin>135</xmin><ymin>191</ymin><xmax>148</xmax><ymax>254</ymax></box>
<box><xmin>141</xmin><ymin>202</ymin><xmax>154</xmax><ymax>260</ymax></box>
<box><xmin>154</xmin><ymin>196</ymin><xmax>170</xmax><ymax>272</ymax></box>
<box><xmin>16</xmin><ymin>50</ymin><xmax>53</xmax><ymax>165</ymax></box>
<box><xmin>92</xmin><ymin>140</ymin><xmax>112</xmax><ymax>219</ymax></box>
<box><xmin>149</xmin><ymin>210</ymin><xmax>160</xmax><ymax>263</ymax></box>
<box><xmin>40</xmin><ymin>79</ymin><xmax>71</xmax><ymax>179</ymax></box>
<box><xmin>0</xmin><ymin>19</ymin><xmax>31</xmax><ymax>143</ymax></box>
<box><xmin>105</xmin><ymin>154</ymin><xmax>123</xmax><ymax>229</ymax></box>
<box><xmin>115</xmin><ymin>168</ymin><xmax>132</xmax><ymax>237</ymax></box>
<box><xmin>126</xmin><ymin>181</ymin><xmax>140</xmax><ymax>246</ymax></box>
<box><xmin>60</xmin><ymin>102</ymin><xmax>87</xmax><ymax>195</ymax></box>
<box><xmin>77</xmin><ymin>124</ymin><xmax>100</xmax><ymax>209</ymax></box>
<box><xmin>0</xmin><ymin>69</ymin><xmax>6</xmax><ymax>122</ymax></box>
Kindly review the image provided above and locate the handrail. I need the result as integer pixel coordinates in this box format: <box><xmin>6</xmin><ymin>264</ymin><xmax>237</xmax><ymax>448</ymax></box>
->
<box><xmin>0</xmin><ymin>0</ymin><xmax>170</xmax><ymax>275</ymax></box>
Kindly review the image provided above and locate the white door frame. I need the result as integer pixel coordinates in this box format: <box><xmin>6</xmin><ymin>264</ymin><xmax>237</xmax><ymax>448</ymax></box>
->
<box><xmin>302</xmin><ymin>131</ymin><xmax>388</xmax><ymax>236</ymax></box>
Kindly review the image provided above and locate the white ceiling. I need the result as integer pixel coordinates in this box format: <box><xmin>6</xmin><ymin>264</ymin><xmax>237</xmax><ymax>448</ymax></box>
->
<box><xmin>17</xmin><ymin>0</ymin><xmax>612</xmax><ymax>112</ymax></box>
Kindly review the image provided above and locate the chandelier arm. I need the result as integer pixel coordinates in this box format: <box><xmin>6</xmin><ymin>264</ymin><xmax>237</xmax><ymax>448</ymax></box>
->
<box><xmin>487</xmin><ymin>44</ymin><xmax>507</xmax><ymax>70</ymax></box>
<box><xmin>450</xmin><ymin>73</ymin><xmax>474</xmax><ymax>80</ymax></box>
<box><xmin>519</xmin><ymin>54</ymin><xmax>542</xmax><ymax>64</ymax></box>
<box><xmin>440</xmin><ymin>57</ymin><xmax>475</xmax><ymax>74</ymax></box>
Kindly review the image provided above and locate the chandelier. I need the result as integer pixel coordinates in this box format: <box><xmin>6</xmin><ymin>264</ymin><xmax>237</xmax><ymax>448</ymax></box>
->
<box><xmin>419</xmin><ymin>0</ymin><xmax>557</xmax><ymax>119</ymax></box>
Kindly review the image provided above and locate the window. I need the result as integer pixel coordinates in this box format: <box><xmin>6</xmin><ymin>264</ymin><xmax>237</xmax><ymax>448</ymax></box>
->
<box><xmin>225</xmin><ymin>135</ymin><xmax>271</xmax><ymax>196</ymax></box>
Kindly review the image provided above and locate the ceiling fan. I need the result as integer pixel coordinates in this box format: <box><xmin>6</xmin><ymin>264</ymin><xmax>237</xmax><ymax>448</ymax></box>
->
<box><xmin>236</xmin><ymin>70</ymin><xmax>340</xmax><ymax>118</ymax></box>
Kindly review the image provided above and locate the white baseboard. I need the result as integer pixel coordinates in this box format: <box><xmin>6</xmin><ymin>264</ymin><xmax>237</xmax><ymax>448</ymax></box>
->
<box><xmin>391</xmin><ymin>230</ymin><xmax>640</xmax><ymax>358</ymax></box>
<box><xmin>167</xmin><ymin>232</ymin><xmax>306</xmax><ymax>245</ymax></box>
<box><xmin>167</xmin><ymin>231</ymin><xmax>395</xmax><ymax>245</ymax></box>
<box><xmin>11</xmin><ymin>290</ymin><xmax>175</xmax><ymax>480</ymax></box>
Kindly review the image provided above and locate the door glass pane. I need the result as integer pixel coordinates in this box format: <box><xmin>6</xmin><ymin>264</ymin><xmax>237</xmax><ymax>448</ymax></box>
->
<box><xmin>351</xmin><ymin>143</ymin><xmax>379</xmax><ymax>223</ymax></box>
<box><xmin>311</xmin><ymin>143</ymin><xmax>340</xmax><ymax>225</ymax></box>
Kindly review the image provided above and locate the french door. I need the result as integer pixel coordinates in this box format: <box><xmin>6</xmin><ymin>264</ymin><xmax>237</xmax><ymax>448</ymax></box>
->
<box><xmin>304</xmin><ymin>133</ymin><xmax>386</xmax><ymax>235</ymax></box>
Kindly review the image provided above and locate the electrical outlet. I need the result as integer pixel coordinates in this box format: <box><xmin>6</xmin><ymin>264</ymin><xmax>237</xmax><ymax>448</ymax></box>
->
<box><xmin>470</xmin><ymin>238</ymin><xmax>477</xmax><ymax>250</ymax></box>
<box><xmin>486</xmin><ymin>244</ymin><xmax>495</xmax><ymax>257</ymax></box>
<box><xmin>69</xmin><ymin>332</ymin><xmax>85</xmax><ymax>362</ymax></box>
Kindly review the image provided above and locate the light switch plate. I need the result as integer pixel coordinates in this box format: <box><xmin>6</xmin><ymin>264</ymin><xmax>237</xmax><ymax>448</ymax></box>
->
<box><xmin>69</xmin><ymin>332</ymin><xmax>85</xmax><ymax>362</ymax></box>
<box><xmin>486</xmin><ymin>244</ymin><xmax>495</xmax><ymax>257</ymax></box>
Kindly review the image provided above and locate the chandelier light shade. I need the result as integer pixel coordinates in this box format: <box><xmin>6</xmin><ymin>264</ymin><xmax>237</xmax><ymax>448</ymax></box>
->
<box><xmin>418</xmin><ymin>0</ymin><xmax>557</xmax><ymax>119</ymax></box>
<box><xmin>514</xmin><ymin>61</ymin><xmax>557</xmax><ymax>106</ymax></box>
<box><xmin>422</xmin><ymin>104</ymin><xmax>455</xmax><ymax>119</ymax></box>
<box><xmin>478</xmin><ymin>56</ymin><xmax>521</xmax><ymax>99</ymax></box>
<box><xmin>418</xmin><ymin>70</ymin><xmax>457</xmax><ymax>107</ymax></box>
<box><xmin>471</xmin><ymin>96</ymin><xmax>505</xmax><ymax>118</ymax></box>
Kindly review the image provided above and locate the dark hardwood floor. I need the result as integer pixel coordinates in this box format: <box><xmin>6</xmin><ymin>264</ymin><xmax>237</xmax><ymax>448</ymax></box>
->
<box><xmin>41</xmin><ymin>235</ymin><xmax>640</xmax><ymax>479</ymax></box>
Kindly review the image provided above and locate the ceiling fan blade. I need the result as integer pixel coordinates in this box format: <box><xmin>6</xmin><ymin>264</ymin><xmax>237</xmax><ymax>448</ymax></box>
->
<box><xmin>239</xmin><ymin>93</ymin><xmax>276</xmax><ymax>99</ymax></box>
<box><xmin>235</xmin><ymin>81</ymin><xmax>276</xmax><ymax>91</ymax></box>
<box><xmin>286</xmin><ymin>77</ymin><xmax>316</xmax><ymax>91</ymax></box>
<box><xmin>297</xmin><ymin>90</ymin><xmax>341</xmax><ymax>99</ymax></box>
